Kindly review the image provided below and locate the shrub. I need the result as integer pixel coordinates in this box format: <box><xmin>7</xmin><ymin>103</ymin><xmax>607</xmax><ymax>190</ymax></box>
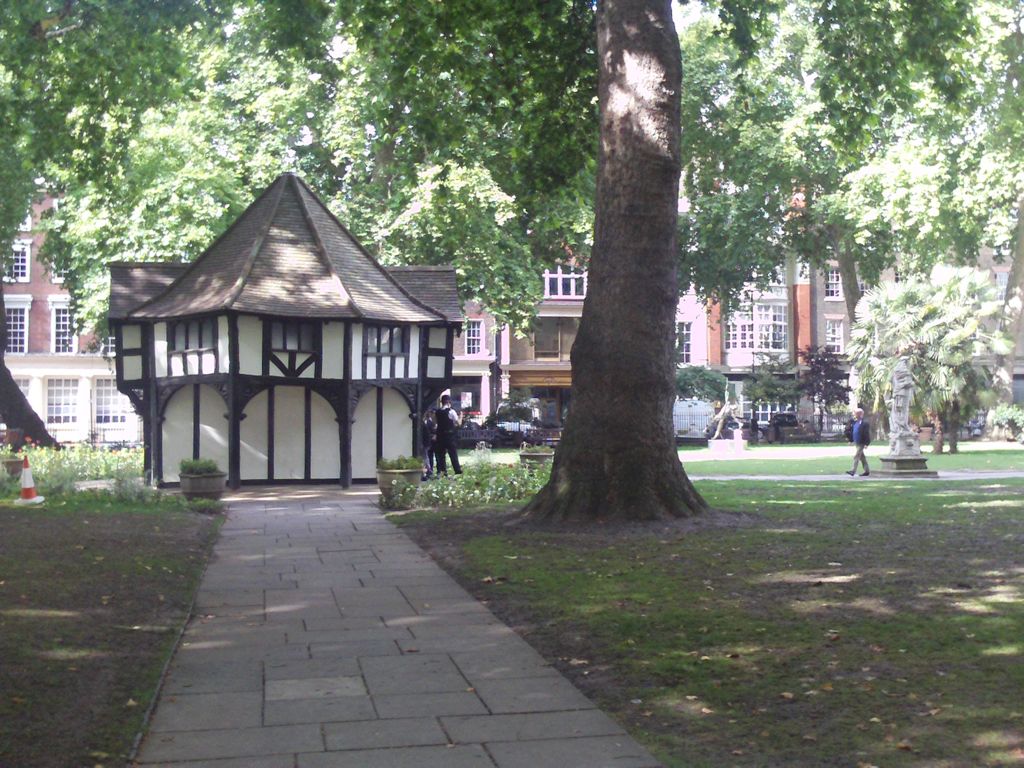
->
<box><xmin>378</xmin><ymin>480</ymin><xmax>419</xmax><ymax>511</ymax></box>
<box><xmin>179</xmin><ymin>458</ymin><xmax>222</xmax><ymax>475</ymax></box>
<box><xmin>519</xmin><ymin>442</ymin><xmax>554</xmax><ymax>454</ymax></box>
<box><xmin>187</xmin><ymin>498</ymin><xmax>225</xmax><ymax>515</ymax></box>
<box><xmin>36</xmin><ymin>463</ymin><xmax>80</xmax><ymax>496</ymax></box>
<box><xmin>22</xmin><ymin>445</ymin><xmax>144</xmax><ymax>481</ymax></box>
<box><xmin>377</xmin><ymin>456</ymin><xmax>424</xmax><ymax>471</ymax></box>
<box><xmin>990</xmin><ymin>404</ymin><xmax>1024</xmax><ymax>437</ymax></box>
<box><xmin>415</xmin><ymin>461</ymin><xmax>548</xmax><ymax>509</ymax></box>
<box><xmin>109</xmin><ymin>468</ymin><xmax>161</xmax><ymax>503</ymax></box>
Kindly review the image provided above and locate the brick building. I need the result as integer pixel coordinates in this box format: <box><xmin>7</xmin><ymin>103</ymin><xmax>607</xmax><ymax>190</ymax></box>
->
<box><xmin>3</xmin><ymin>198</ymin><xmax>141</xmax><ymax>445</ymax></box>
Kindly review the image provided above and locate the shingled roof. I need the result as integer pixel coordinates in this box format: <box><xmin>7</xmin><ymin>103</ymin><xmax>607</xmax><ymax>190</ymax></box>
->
<box><xmin>108</xmin><ymin>262</ymin><xmax>188</xmax><ymax>320</ymax></box>
<box><xmin>387</xmin><ymin>266</ymin><xmax>463</xmax><ymax>323</ymax></box>
<box><xmin>125</xmin><ymin>173</ymin><xmax>451</xmax><ymax>323</ymax></box>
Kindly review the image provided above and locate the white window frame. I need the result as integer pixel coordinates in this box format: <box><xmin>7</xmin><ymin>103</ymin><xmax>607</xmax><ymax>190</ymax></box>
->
<box><xmin>824</xmin><ymin>268</ymin><xmax>843</xmax><ymax>300</ymax></box>
<box><xmin>754</xmin><ymin>302</ymin><xmax>787</xmax><ymax>351</ymax></box>
<box><xmin>677</xmin><ymin>321</ymin><xmax>692</xmax><ymax>363</ymax></box>
<box><xmin>4</xmin><ymin>295</ymin><xmax>31</xmax><ymax>354</ymax></box>
<box><xmin>543</xmin><ymin>266</ymin><xmax>587</xmax><ymax>299</ymax></box>
<box><xmin>995</xmin><ymin>270</ymin><xmax>1010</xmax><ymax>302</ymax></box>
<box><xmin>46</xmin><ymin>378</ymin><xmax>79</xmax><ymax>424</ymax></box>
<box><xmin>94</xmin><ymin>378</ymin><xmax>130</xmax><ymax>424</ymax></box>
<box><xmin>20</xmin><ymin>211</ymin><xmax>33</xmax><ymax>232</ymax></box>
<box><xmin>4</xmin><ymin>240</ymin><xmax>31</xmax><ymax>283</ymax></box>
<box><xmin>465</xmin><ymin>319</ymin><xmax>483</xmax><ymax>355</ymax></box>
<box><xmin>49</xmin><ymin>299</ymin><xmax>77</xmax><ymax>354</ymax></box>
<box><xmin>14</xmin><ymin>376</ymin><xmax>30</xmax><ymax>397</ymax></box>
<box><xmin>825</xmin><ymin>318</ymin><xmax>844</xmax><ymax>354</ymax></box>
<box><xmin>725</xmin><ymin>312</ymin><xmax>754</xmax><ymax>350</ymax></box>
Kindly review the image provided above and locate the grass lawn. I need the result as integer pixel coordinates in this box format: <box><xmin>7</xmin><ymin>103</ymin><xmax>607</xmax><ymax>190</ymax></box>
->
<box><xmin>0</xmin><ymin>493</ymin><xmax>220</xmax><ymax>768</ymax></box>
<box><xmin>679</xmin><ymin>443</ymin><xmax>1024</xmax><ymax>476</ymax></box>
<box><xmin>397</xmin><ymin>478</ymin><xmax>1024</xmax><ymax>767</ymax></box>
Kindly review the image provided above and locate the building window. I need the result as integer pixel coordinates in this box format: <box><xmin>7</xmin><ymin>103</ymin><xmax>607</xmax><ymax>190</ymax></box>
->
<box><xmin>676</xmin><ymin>322</ymin><xmax>692</xmax><ymax>363</ymax></box>
<box><xmin>543</xmin><ymin>266</ymin><xmax>587</xmax><ymax>299</ymax></box>
<box><xmin>270</xmin><ymin>320</ymin><xmax>316</xmax><ymax>352</ymax></box>
<box><xmin>725</xmin><ymin>313</ymin><xmax>754</xmax><ymax>350</ymax></box>
<box><xmin>825</xmin><ymin>319</ymin><xmax>844</xmax><ymax>354</ymax></box>
<box><xmin>46</xmin><ymin>378</ymin><xmax>79</xmax><ymax>424</ymax></box>
<box><xmin>533</xmin><ymin>317</ymin><xmax>578</xmax><ymax>361</ymax></box>
<box><xmin>170</xmin><ymin>317</ymin><xmax>216</xmax><ymax>351</ymax></box>
<box><xmin>365</xmin><ymin>325</ymin><xmax>407</xmax><ymax>356</ymax></box>
<box><xmin>465</xmin><ymin>319</ymin><xmax>483</xmax><ymax>355</ymax></box>
<box><xmin>996</xmin><ymin>271</ymin><xmax>1009</xmax><ymax>302</ymax></box>
<box><xmin>755</xmin><ymin>303</ymin><xmax>787</xmax><ymax>350</ymax></box>
<box><xmin>825</xmin><ymin>269</ymin><xmax>842</xmax><ymax>299</ymax></box>
<box><xmin>52</xmin><ymin>306</ymin><xmax>76</xmax><ymax>354</ymax></box>
<box><xmin>94</xmin><ymin>379</ymin><xmax>130</xmax><ymax>424</ymax></box>
<box><xmin>5</xmin><ymin>307</ymin><xmax>27</xmax><ymax>354</ymax></box>
<box><xmin>14</xmin><ymin>377</ymin><xmax>30</xmax><ymax>397</ymax></box>
<box><xmin>4</xmin><ymin>241</ymin><xmax>30</xmax><ymax>282</ymax></box>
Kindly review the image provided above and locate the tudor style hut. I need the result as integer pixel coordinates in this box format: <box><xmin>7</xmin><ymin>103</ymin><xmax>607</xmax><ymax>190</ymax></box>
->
<box><xmin>108</xmin><ymin>173</ymin><xmax>461</xmax><ymax>488</ymax></box>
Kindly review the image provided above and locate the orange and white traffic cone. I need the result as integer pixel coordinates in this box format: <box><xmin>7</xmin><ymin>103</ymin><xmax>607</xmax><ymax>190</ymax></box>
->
<box><xmin>14</xmin><ymin>456</ymin><xmax>44</xmax><ymax>506</ymax></box>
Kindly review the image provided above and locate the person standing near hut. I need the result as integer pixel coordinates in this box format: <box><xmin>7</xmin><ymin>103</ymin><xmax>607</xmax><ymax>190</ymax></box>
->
<box><xmin>433</xmin><ymin>394</ymin><xmax>462</xmax><ymax>475</ymax></box>
<box><xmin>421</xmin><ymin>410</ymin><xmax>437</xmax><ymax>480</ymax></box>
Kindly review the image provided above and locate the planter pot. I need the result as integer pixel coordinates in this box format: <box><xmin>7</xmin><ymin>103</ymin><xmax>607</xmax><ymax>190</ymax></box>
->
<box><xmin>2</xmin><ymin>457</ymin><xmax>23</xmax><ymax>478</ymax></box>
<box><xmin>179</xmin><ymin>472</ymin><xmax>227</xmax><ymax>500</ymax></box>
<box><xmin>519</xmin><ymin>452</ymin><xmax>554</xmax><ymax>466</ymax></box>
<box><xmin>376</xmin><ymin>468</ymin><xmax>422</xmax><ymax>490</ymax></box>
<box><xmin>918</xmin><ymin>427</ymin><xmax>933</xmax><ymax>442</ymax></box>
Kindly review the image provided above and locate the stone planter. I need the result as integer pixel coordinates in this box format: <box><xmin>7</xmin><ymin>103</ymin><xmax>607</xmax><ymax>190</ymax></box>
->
<box><xmin>518</xmin><ymin>451</ymin><xmax>554</xmax><ymax>466</ymax></box>
<box><xmin>179</xmin><ymin>472</ymin><xmax>227</xmax><ymax>500</ymax></box>
<box><xmin>2</xmin><ymin>457</ymin><xmax>23</xmax><ymax>478</ymax></box>
<box><xmin>376</xmin><ymin>469</ymin><xmax>422</xmax><ymax>503</ymax></box>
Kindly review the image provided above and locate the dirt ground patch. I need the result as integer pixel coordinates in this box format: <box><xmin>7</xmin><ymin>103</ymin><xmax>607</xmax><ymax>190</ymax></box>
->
<box><xmin>0</xmin><ymin>495</ymin><xmax>219</xmax><ymax>768</ymax></box>
<box><xmin>398</xmin><ymin>480</ymin><xmax>1024</xmax><ymax>767</ymax></box>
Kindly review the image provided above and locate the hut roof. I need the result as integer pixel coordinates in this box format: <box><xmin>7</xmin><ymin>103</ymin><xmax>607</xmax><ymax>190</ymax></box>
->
<box><xmin>108</xmin><ymin>262</ymin><xmax>188</xmax><ymax>320</ymax></box>
<box><xmin>123</xmin><ymin>173</ymin><xmax>452</xmax><ymax>323</ymax></box>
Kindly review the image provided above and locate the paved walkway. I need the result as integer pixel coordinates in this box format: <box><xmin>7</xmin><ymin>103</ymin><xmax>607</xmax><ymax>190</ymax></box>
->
<box><xmin>135</xmin><ymin>489</ymin><xmax>660</xmax><ymax>768</ymax></box>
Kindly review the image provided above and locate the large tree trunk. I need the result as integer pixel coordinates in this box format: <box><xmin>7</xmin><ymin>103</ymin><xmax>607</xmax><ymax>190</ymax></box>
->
<box><xmin>836</xmin><ymin>243</ymin><xmax>862</xmax><ymax>325</ymax></box>
<box><xmin>0</xmin><ymin>285</ymin><xmax>58</xmax><ymax>447</ymax></box>
<box><xmin>524</xmin><ymin>0</ymin><xmax>707</xmax><ymax>522</ymax></box>
<box><xmin>986</xmin><ymin>194</ymin><xmax>1024</xmax><ymax>435</ymax></box>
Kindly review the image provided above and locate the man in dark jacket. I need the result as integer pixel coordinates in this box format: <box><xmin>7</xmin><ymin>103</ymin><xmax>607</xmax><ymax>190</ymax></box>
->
<box><xmin>846</xmin><ymin>407</ymin><xmax>871</xmax><ymax>477</ymax></box>
<box><xmin>433</xmin><ymin>394</ymin><xmax>462</xmax><ymax>475</ymax></box>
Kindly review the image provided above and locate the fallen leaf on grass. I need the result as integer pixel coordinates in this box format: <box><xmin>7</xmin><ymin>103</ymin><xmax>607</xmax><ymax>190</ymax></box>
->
<box><xmin>780</xmin><ymin>692</ymin><xmax>795</xmax><ymax>700</ymax></box>
<box><xmin>125</xmin><ymin>699</ymin><xmax>138</xmax><ymax>707</ymax></box>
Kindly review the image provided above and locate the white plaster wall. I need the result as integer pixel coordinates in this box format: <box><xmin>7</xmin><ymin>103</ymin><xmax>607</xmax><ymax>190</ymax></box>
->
<box><xmin>381</xmin><ymin>387</ymin><xmax>413</xmax><ymax>459</ymax></box>
<box><xmin>154</xmin><ymin>323</ymin><xmax>168</xmax><ymax>377</ymax></box>
<box><xmin>351</xmin><ymin>324</ymin><xmax>363</xmax><ymax>379</ymax></box>
<box><xmin>238</xmin><ymin>315</ymin><xmax>263</xmax><ymax>375</ymax></box>
<box><xmin>122</xmin><ymin>325</ymin><xmax>141</xmax><ymax>348</ymax></box>
<box><xmin>170</xmin><ymin>354</ymin><xmax>184</xmax><ymax>377</ymax></box>
<box><xmin>379</xmin><ymin>356</ymin><xmax>392</xmax><ymax>380</ymax></box>
<box><xmin>201</xmin><ymin>351</ymin><xmax>216</xmax><ymax>375</ymax></box>
<box><xmin>408</xmin><ymin>326</ymin><xmax>420</xmax><ymax>376</ymax></box>
<box><xmin>198</xmin><ymin>384</ymin><xmax>229</xmax><ymax>472</ymax></box>
<box><xmin>393</xmin><ymin>356</ymin><xmax>406</xmax><ymax>379</ymax></box>
<box><xmin>217</xmin><ymin>316</ymin><xmax>230</xmax><ymax>373</ymax></box>
<box><xmin>240</xmin><ymin>390</ymin><xmax>269</xmax><ymax>481</ymax></box>
<box><xmin>123</xmin><ymin>356</ymin><xmax>143</xmax><ymax>381</ymax></box>
<box><xmin>365</xmin><ymin>355</ymin><xmax>378</xmax><ymax>380</ymax></box>
<box><xmin>426</xmin><ymin>355</ymin><xmax>445</xmax><ymax>379</ymax></box>
<box><xmin>429</xmin><ymin>327</ymin><xmax>446</xmax><ymax>348</ymax></box>
<box><xmin>273</xmin><ymin>386</ymin><xmax>306</xmax><ymax>480</ymax></box>
<box><xmin>310</xmin><ymin>392</ymin><xmax>340</xmax><ymax>479</ymax></box>
<box><xmin>351</xmin><ymin>388</ymin><xmax>377</xmax><ymax>480</ymax></box>
<box><xmin>322</xmin><ymin>321</ymin><xmax>344</xmax><ymax>379</ymax></box>
<box><xmin>161</xmin><ymin>386</ymin><xmax>193</xmax><ymax>482</ymax></box>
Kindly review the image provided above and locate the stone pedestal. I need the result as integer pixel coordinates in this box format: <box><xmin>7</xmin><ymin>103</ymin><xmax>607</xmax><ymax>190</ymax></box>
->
<box><xmin>709</xmin><ymin>437</ymin><xmax>747</xmax><ymax>456</ymax></box>
<box><xmin>874</xmin><ymin>430</ymin><xmax>938</xmax><ymax>478</ymax></box>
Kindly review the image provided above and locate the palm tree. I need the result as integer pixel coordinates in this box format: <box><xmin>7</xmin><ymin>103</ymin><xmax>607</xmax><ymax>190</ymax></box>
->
<box><xmin>848</xmin><ymin>265</ymin><xmax>1011</xmax><ymax>453</ymax></box>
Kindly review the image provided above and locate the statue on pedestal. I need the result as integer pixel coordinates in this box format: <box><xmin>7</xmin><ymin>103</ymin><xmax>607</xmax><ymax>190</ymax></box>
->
<box><xmin>886</xmin><ymin>357</ymin><xmax>922</xmax><ymax>458</ymax></box>
<box><xmin>711</xmin><ymin>401</ymin><xmax>738</xmax><ymax>440</ymax></box>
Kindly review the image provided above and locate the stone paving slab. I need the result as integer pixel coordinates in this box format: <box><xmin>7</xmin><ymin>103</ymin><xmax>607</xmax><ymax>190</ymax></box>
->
<box><xmin>135</xmin><ymin>490</ymin><xmax>661</xmax><ymax>767</ymax></box>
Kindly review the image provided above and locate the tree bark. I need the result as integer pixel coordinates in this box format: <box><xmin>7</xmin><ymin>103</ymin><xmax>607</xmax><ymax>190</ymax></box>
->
<box><xmin>986</xmin><ymin>193</ymin><xmax>1024</xmax><ymax>434</ymax></box>
<box><xmin>836</xmin><ymin>243</ymin><xmax>862</xmax><ymax>324</ymax></box>
<box><xmin>524</xmin><ymin>0</ymin><xmax>707</xmax><ymax>522</ymax></box>
<box><xmin>0</xmin><ymin>285</ymin><xmax>58</xmax><ymax>447</ymax></box>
